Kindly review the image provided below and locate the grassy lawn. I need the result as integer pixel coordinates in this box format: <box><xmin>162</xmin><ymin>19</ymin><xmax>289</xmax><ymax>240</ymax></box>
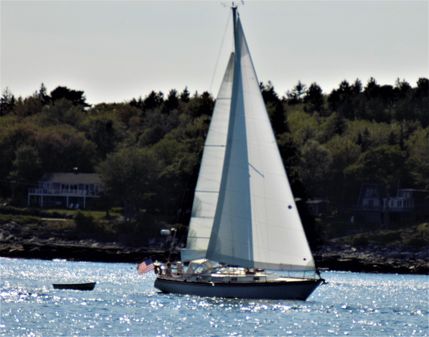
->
<box><xmin>0</xmin><ymin>206</ymin><xmax>122</xmax><ymax>238</ymax></box>
<box><xmin>331</xmin><ymin>222</ymin><xmax>429</xmax><ymax>248</ymax></box>
<box><xmin>0</xmin><ymin>213</ymin><xmax>41</xmax><ymax>224</ymax></box>
<box><xmin>44</xmin><ymin>208</ymin><xmax>117</xmax><ymax>220</ymax></box>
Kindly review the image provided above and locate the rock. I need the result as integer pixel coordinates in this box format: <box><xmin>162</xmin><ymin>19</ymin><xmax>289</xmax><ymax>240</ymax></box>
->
<box><xmin>8</xmin><ymin>244</ymin><xmax>24</xmax><ymax>253</ymax></box>
<box><xmin>4</xmin><ymin>234</ymin><xmax>15</xmax><ymax>242</ymax></box>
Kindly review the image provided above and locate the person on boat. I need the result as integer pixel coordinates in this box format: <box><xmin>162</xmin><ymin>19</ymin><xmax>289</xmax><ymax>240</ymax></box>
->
<box><xmin>176</xmin><ymin>262</ymin><xmax>184</xmax><ymax>275</ymax></box>
<box><xmin>166</xmin><ymin>262</ymin><xmax>172</xmax><ymax>276</ymax></box>
<box><xmin>154</xmin><ymin>262</ymin><xmax>161</xmax><ymax>275</ymax></box>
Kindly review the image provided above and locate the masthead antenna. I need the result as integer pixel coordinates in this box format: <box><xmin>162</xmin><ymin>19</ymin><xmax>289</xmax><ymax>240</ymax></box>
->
<box><xmin>231</xmin><ymin>1</ymin><xmax>244</xmax><ymax>18</ymax></box>
<box><xmin>220</xmin><ymin>1</ymin><xmax>244</xmax><ymax>9</ymax></box>
<box><xmin>231</xmin><ymin>1</ymin><xmax>244</xmax><ymax>8</ymax></box>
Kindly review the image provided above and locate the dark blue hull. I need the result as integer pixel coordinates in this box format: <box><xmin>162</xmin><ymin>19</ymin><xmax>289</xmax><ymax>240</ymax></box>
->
<box><xmin>154</xmin><ymin>277</ymin><xmax>322</xmax><ymax>300</ymax></box>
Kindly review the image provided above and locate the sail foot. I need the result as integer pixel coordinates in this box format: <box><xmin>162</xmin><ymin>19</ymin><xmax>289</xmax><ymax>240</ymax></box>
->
<box><xmin>208</xmin><ymin>252</ymin><xmax>315</xmax><ymax>272</ymax></box>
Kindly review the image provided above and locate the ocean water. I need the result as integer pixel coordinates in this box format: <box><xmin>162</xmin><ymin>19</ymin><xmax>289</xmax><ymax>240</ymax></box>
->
<box><xmin>0</xmin><ymin>257</ymin><xmax>427</xmax><ymax>337</ymax></box>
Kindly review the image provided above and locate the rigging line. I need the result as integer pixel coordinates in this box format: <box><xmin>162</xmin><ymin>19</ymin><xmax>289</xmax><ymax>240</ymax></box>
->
<box><xmin>208</xmin><ymin>11</ymin><xmax>232</xmax><ymax>95</ymax></box>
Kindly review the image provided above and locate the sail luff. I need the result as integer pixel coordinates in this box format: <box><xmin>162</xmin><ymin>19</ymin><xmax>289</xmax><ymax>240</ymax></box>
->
<box><xmin>181</xmin><ymin>53</ymin><xmax>235</xmax><ymax>262</ymax></box>
<box><xmin>206</xmin><ymin>10</ymin><xmax>254</xmax><ymax>267</ymax></box>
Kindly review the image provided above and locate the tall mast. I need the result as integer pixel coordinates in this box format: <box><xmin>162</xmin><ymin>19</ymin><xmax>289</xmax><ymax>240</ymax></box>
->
<box><xmin>232</xmin><ymin>3</ymin><xmax>238</xmax><ymax>48</ymax></box>
<box><xmin>232</xmin><ymin>3</ymin><xmax>237</xmax><ymax>29</ymax></box>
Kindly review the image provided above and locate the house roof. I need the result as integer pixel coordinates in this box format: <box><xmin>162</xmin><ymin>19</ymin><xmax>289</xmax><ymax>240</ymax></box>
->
<box><xmin>41</xmin><ymin>173</ymin><xmax>102</xmax><ymax>185</ymax></box>
<box><xmin>398</xmin><ymin>188</ymin><xmax>428</xmax><ymax>193</ymax></box>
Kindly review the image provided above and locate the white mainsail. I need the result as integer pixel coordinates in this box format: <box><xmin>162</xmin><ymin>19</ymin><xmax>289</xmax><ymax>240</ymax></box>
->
<box><xmin>181</xmin><ymin>54</ymin><xmax>235</xmax><ymax>262</ymax></box>
<box><xmin>205</xmin><ymin>13</ymin><xmax>315</xmax><ymax>271</ymax></box>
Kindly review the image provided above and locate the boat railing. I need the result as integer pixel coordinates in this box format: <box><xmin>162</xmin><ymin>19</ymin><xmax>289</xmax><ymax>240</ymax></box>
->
<box><xmin>28</xmin><ymin>187</ymin><xmax>100</xmax><ymax>197</ymax></box>
<box><xmin>282</xmin><ymin>269</ymin><xmax>319</xmax><ymax>280</ymax></box>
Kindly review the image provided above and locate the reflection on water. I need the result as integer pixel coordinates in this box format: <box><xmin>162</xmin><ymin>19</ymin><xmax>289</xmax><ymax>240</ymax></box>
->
<box><xmin>1</xmin><ymin>257</ymin><xmax>428</xmax><ymax>336</ymax></box>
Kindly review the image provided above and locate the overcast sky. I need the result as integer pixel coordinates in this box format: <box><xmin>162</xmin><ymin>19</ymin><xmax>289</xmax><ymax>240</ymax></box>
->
<box><xmin>1</xmin><ymin>0</ymin><xmax>428</xmax><ymax>105</ymax></box>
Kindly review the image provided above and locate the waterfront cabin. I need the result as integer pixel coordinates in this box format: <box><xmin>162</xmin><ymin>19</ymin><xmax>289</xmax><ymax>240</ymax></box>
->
<box><xmin>354</xmin><ymin>184</ymin><xmax>429</xmax><ymax>227</ymax></box>
<box><xmin>27</xmin><ymin>173</ymin><xmax>103</xmax><ymax>209</ymax></box>
<box><xmin>383</xmin><ymin>189</ymin><xmax>429</xmax><ymax>224</ymax></box>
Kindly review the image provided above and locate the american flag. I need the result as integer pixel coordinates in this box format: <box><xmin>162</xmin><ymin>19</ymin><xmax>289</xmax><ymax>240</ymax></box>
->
<box><xmin>137</xmin><ymin>258</ymin><xmax>154</xmax><ymax>274</ymax></box>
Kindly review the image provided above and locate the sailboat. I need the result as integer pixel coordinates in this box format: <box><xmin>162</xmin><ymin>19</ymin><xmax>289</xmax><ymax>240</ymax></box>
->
<box><xmin>154</xmin><ymin>5</ymin><xmax>324</xmax><ymax>300</ymax></box>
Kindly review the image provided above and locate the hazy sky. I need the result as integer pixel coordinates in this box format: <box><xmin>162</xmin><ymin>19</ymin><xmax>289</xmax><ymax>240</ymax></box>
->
<box><xmin>1</xmin><ymin>0</ymin><xmax>428</xmax><ymax>104</ymax></box>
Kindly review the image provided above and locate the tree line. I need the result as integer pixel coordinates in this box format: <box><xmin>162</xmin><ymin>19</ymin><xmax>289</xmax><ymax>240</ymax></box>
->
<box><xmin>0</xmin><ymin>78</ymin><xmax>428</xmax><ymax>234</ymax></box>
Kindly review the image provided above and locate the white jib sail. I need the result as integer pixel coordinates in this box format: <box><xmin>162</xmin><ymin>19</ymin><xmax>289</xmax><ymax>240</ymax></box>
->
<box><xmin>181</xmin><ymin>53</ymin><xmax>235</xmax><ymax>262</ymax></box>
<box><xmin>206</xmin><ymin>14</ymin><xmax>315</xmax><ymax>271</ymax></box>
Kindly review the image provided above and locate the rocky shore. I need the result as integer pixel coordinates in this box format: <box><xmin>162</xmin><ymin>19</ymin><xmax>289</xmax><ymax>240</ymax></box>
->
<box><xmin>0</xmin><ymin>222</ymin><xmax>427</xmax><ymax>274</ymax></box>
<box><xmin>313</xmin><ymin>244</ymin><xmax>428</xmax><ymax>275</ymax></box>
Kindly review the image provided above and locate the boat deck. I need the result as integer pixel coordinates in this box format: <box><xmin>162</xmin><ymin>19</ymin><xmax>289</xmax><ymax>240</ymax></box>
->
<box><xmin>159</xmin><ymin>272</ymin><xmax>314</xmax><ymax>284</ymax></box>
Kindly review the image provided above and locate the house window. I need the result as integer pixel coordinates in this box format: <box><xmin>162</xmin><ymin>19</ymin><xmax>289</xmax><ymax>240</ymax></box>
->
<box><xmin>365</xmin><ymin>188</ymin><xmax>377</xmax><ymax>198</ymax></box>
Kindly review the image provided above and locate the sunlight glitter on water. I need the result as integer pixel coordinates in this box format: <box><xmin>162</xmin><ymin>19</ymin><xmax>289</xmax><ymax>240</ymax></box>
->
<box><xmin>1</xmin><ymin>257</ymin><xmax>428</xmax><ymax>336</ymax></box>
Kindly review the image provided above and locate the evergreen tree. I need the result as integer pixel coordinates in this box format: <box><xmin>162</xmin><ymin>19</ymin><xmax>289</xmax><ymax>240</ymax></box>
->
<box><xmin>143</xmin><ymin>91</ymin><xmax>164</xmax><ymax>110</ymax></box>
<box><xmin>261</xmin><ymin>82</ymin><xmax>286</xmax><ymax>135</ymax></box>
<box><xmin>50</xmin><ymin>86</ymin><xmax>88</xmax><ymax>108</ymax></box>
<box><xmin>286</xmin><ymin>81</ymin><xmax>307</xmax><ymax>105</ymax></box>
<box><xmin>180</xmin><ymin>87</ymin><xmax>190</xmax><ymax>103</ymax></box>
<box><xmin>164</xmin><ymin>89</ymin><xmax>179</xmax><ymax>112</ymax></box>
<box><xmin>37</xmin><ymin>83</ymin><xmax>50</xmax><ymax>104</ymax></box>
<box><xmin>0</xmin><ymin>88</ymin><xmax>15</xmax><ymax>115</ymax></box>
<box><xmin>304</xmin><ymin>82</ymin><xmax>324</xmax><ymax>114</ymax></box>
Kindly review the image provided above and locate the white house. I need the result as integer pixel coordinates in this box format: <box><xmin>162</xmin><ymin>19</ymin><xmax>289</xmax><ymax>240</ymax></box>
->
<box><xmin>27</xmin><ymin>173</ymin><xmax>103</xmax><ymax>209</ymax></box>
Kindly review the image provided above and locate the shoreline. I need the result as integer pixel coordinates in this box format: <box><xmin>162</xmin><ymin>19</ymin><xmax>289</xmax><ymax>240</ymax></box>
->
<box><xmin>0</xmin><ymin>238</ymin><xmax>427</xmax><ymax>275</ymax></box>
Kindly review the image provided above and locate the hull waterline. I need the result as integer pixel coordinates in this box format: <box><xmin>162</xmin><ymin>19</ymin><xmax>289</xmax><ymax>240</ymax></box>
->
<box><xmin>52</xmin><ymin>282</ymin><xmax>96</xmax><ymax>291</ymax></box>
<box><xmin>154</xmin><ymin>277</ymin><xmax>322</xmax><ymax>300</ymax></box>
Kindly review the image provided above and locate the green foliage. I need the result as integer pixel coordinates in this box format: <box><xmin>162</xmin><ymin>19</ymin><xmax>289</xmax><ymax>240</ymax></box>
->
<box><xmin>80</xmin><ymin>107</ymin><xmax>124</xmax><ymax>159</ymax></box>
<box><xmin>74</xmin><ymin>211</ymin><xmax>96</xmax><ymax>233</ymax></box>
<box><xmin>14</xmin><ymin>96</ymin><xmax>44</xmax><ymax>117</ymax></box>
<box><xmin>96</xmin><ymin>147</ymin><xmax>160</xmax><ymax>219</ymax></box>
<box><xmin>34</xmin><ymin>126</ymin><xmax>97</xmax><ymax>172</ymax></box>
<box><xmin>10</xmin><ymin>145</ymin><xmax>43</xmax><ymax>186</ymax></box>
<box><xmin>299</xmin><ymin>140</ymin><xmax>332</xmax><ymax>195</ymax></box>
<box><xmin>0</xmin><ymin>213</ymin><xmax>40</xmax><ymax>224</ymax></box>
<box><xmin>403</xmin><ymin>237</ymin><xmax>427</xmax><ymax>248</ymax></box>
<box><xmin>261</xmin><ymin>82</ymin><xmax>287</xmax><ymax>135</ymax></box>
<box><xmin>345</xmin><ymin>145</ymin><xmax>406</xmax><ymax>190</ymax></box>
<box><xmin>351</xmin><ymin>236</ymin><xmax>368</xmax><ymax>247</ymax></box>
<box><xmin>416</xmin><ymin>223</ymin><xmax>429</xmax><ymax>240</ymax></box>
<box><xmin>0</xmin><ymin>88</ymin><xmax>16</xmax><ymax>115</ymax></box>
<box><xmin>336</xmin><ymin>224</ymin><xmax>429</xmax><ymax>248</ymax></box>
<box><xmin>286</xmin><ymin>81</ymin><xmax>307</xmax><ymax>104</ymax></box>
<box><xmin>326</xmin><ymin>136</ymin><xmax>361</xmax><ymax>172</ymax></box>
<box><xmin>371</xmin><ymin>231</ymin><xmax>402</xmax><ymax>244</ymax></box>
<box><xmin>287</xmin><ymin>108</ymin><xmax>319</xmax><ymax>145</ymax></box>
<box><xmin>318</xmin><ymin>112</ymin><xmax>347</xmax><ymax>142</ymax></box>
<box><xmin>406</xmin><ymin>128</ymin><xmax>429</xmax><ymax>189</ymax></box>
<box><xmin>50</xmin><ymin>86</ymin><xmax>88</xmax><ymax>108</ymax></box>
<box><xmin>304</xmin><ymin>82</ymin><xmax>324</xmax><ymax>114</ymax></box>
<box><xmin>40</xmin><ymin>98</ymin><xmax>85</xmax><ymax>126</ymax></box>
<box><xmin>0</xmin><ymin>78</ymin><xmax>428</xmax><ymax>238</ymax></box>
<box><xmin>186</xmin><ymin>91</ymin><xmax>214</xmax><ymax>118</ymax></box>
